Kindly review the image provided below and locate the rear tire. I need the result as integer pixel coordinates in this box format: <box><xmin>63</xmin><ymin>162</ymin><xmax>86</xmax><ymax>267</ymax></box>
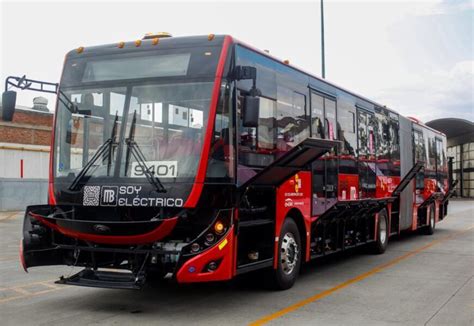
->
<box><xmin>266</xmin><ymin>218</ymin><xmax>301</xmax><ymax>290</ymax></box>
<box><xmin>424</xmin><ymin>204</ymin><xmax>436</xmax><ymax>235</ymax></box>
<box><xmin>371</xmin><ymin>209</ymin><xmax>388</xmax><ymax>254</ymax></box>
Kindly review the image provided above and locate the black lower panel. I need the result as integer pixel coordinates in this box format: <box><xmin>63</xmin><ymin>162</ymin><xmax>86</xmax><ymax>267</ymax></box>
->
<box><xmin>56</xmin><ymin>268</ymin><xmax>145</xmax><ymax>290</ymax></box>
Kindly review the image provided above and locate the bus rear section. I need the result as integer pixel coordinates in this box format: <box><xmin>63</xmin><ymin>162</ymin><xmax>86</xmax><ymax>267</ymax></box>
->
<box><xmin>8</xmin><ymin>34</ymin><xmax>453</xmax><ymax>291</ymax></box>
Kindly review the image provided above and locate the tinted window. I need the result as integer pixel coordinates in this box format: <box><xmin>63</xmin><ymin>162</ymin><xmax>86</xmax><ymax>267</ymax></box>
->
<box><xmin>276</xmin><ymin>86</ymin><xmax>308</xmax><ymax>150</ymax></box>
<box><xmin>237</xmin><ymin>92</ymin><xmax>276</xmax><ymax>173</ymax></box>
<box><xmin>414</xmin><ymin>130</ymin><xmax>426</xmax><ymax>163</ymax></box>
<box><xmin>311</xmin><ymin>93</ymin><xmax>324</xmax><ymax>138</ymax></box>
<box><xmin>357</xmin><ymin>110</ymin><xmax>369</xmax><ymax>156</ymax></box>
<box><xmin>235</xmin><ymin>46</ymin><xmax>277</xmax><ymax>99</ymax></box>
<box><xmin>258</xmin><ymin>97</ymin><xmax>277</xmax><ymax>150</ymax></box>
<box><xmin>62</xmin><ymin>46</ymin><xmax>221</xmax><ymax>86</ymax></box>
<box><xmin>375</xmin><ymin>109</ymin><xmax>390</xmax><ymax>161</ymax></box>
<box><xmin>325</xmin><ymin>98</ymin><xmax>336</xmax><ymax>140</ymax></box>
<box><xmin>423</xmin><ymin>128</ymin><xmax>437</xmax><ymax>178</ymax></box>
<box><xmin>339</xmin><ymin>109</ymin><xmax>354</xmax><ymax>133</ymax></box>
<box><xmin>413</xmin><ymin>129</ymin><xmax>425</xmax><ymax>189</ymax></box>
<box><xmin>206</xmin><ymin>82</ymin><xmax>234</xmax><ymax>182</ymax></box>
<box><xmin>337</xmin><ymin>101</ymin><xmax>356</xmax><ymax>156</ymax></box>
<box><xmin>82</xmin><ymin>54</ymin><xmax>191</xmax><ymax>82</ymax></box>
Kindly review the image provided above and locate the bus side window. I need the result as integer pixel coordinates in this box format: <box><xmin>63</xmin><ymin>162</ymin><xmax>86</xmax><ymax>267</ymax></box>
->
<box><xmin>414</xmin><ymin>130</ymin><xmax>425</xmax><ymax>189</ymax></box>
<box><xmin>257</xmin><ymin>97</ymin><xmax>277</xmax><ymax>150</ymax></box>
<box><xmin>237</xmin><ymin>91</ymin><xmax>276</xmax><ymax>174</ymax></box>
<box><xmin>324</xmin><ymin>98</ymin><xmax>336</xmax><ymax>140</ymax></box>
<box><xmin>207</xmin><ymin>82</ymin><xmax>234</xmax><ymax>181</ymax></box>
<box><xmin>337</xmin><ymin>103</ymin><xmax>356</xmax><ymax>156</ymax></box>
<box><xmin>311</xmin><ymin>93</ymin><xmax>324</xmax><ymax>138</ymax></box>
<box><xmin>357</xmin><ymin>111</ymin><xmax>368</xmax><ymax>157</ymax></box>
<box><xmin>276</xmin><ymin>87</ymin><xmax>308</xmax><ymax>150</ymax></box>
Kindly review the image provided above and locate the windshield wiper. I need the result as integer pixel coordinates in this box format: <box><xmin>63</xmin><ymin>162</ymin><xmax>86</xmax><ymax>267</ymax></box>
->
<box><xmin>124</xmin><ymin>111</ymin><xmax>166</xmax><ymax>193</ymax></box>
<box><xmin>68</xmin><ymin>113</ymin><xmax>119</xmax><ymax>191</ymax></box>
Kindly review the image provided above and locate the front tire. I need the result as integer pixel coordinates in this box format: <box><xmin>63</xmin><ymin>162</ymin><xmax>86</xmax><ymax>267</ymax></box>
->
<box><xmin>266</xmin><ymin>218</ymin><xmax>301</xmax><ymax>290</ymax></box>
<box><xmin>371</xmin><ymin>209</ymin><xmax>388</xmax><ymax>254</ymax></box>
<box><xmin>424</xmin><ymin>204</ymin><xmax>436</xmax><ymax>235</ymax></box>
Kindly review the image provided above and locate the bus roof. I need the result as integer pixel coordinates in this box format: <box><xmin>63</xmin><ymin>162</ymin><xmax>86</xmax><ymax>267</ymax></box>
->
<box><xmin>66</xmin><ymin>34</ymin><xmax>445</xmax><ymax>137</ymax></box>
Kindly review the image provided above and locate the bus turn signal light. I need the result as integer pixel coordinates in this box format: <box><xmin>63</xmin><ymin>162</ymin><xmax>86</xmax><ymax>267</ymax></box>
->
<box><xmin>214</xmin><ymin>221</ymin><xmax>225</xmax><ymax>235</ymax></box>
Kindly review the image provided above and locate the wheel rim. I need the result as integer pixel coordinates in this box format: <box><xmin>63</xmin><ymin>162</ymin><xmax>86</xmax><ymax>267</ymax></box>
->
<box><xmin>379</xmin><ymin>216</ymin><xmax>387</xmax><ymax>245</ymax></box>
<box><xmin>281</xmin><ymin>232</ymin><xmax>299</xmax><ymax>275</ymax></box>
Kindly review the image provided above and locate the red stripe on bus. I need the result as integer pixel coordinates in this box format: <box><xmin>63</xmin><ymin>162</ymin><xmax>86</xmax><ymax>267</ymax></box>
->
<box><xmin>29</xmin><ymin>212</ymin><xmax>178</xmax><ymax>245</ymax></box>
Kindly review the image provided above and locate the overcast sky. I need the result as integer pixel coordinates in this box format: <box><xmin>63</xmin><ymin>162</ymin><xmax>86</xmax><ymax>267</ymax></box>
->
<box><xmin>1</xmin><ymin>0</ymin><xmax>473</xmax><ymax>122</ymax></box>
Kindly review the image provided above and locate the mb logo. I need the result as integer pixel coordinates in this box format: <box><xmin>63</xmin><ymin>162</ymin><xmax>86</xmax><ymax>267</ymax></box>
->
<box><xmin>101</xmin><ymin>186</ymin><xmax>118</xmax><ymax>206</ymax></box>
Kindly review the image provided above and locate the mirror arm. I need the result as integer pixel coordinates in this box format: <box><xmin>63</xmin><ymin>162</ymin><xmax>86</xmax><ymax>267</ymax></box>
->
<box><xmin>5</xmin><ymin>75</ymin><xmax>58</xmax><ymax>94</ymax></box>
<box><xmin>4</xmin><ymin>75</ymin><xmax>78</xmax><ymax>114</ymax></box>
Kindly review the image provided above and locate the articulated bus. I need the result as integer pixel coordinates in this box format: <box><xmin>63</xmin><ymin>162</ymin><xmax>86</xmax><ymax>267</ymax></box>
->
<box><xmin>2</xmin><ymin>34</ymin><xmax>454</xmax><ymax>290</ymax></box>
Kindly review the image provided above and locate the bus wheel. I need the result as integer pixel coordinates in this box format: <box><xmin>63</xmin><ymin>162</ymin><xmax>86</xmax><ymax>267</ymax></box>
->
<box><xmin>424</xmin><ymin>204</ymin><xmax>436</xmax><ymax>235</ymax></box>
<box><xmin>371</xmin><ymin>209</ymin><xmax>388</xmax><ymax>254</ymax></box>
<box><xmin>267</xmin><ymin>218</ymin><xmax>301</xmax><ymax>290</ymax></box>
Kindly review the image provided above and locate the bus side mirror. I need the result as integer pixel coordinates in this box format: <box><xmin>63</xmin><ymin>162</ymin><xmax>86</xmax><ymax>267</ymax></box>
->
<box><xmin>243</xmin><ymin>96</ymin><xmax>259</xmax><ymax>128</ymax></box>
<box><xmin>2</xmin><ymin>90</ymin><xmax>17</xmax><ymax>121</ymax></box>
<box><xmin>234</xmin><ymin>66</ymin><xmax>256</xmax><ymax>81</ymax></box>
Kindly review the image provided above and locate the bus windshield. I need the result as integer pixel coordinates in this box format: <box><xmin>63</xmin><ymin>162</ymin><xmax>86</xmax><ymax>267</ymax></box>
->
<box><xmin>55</xmin><ymin>81</ymin><xmax>214</xmax><ymax>184</ymax></box>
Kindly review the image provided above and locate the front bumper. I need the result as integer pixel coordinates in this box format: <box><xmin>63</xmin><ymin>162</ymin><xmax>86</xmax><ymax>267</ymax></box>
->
<box><xmin>21</xmin><ymin>205</ymin><xmax>235</xmax><ymax>287</ymax></box>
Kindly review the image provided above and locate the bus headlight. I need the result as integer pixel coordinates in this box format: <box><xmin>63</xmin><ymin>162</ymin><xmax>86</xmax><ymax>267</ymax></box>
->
<box><xmin>190</xmin><ymin>243</ymin><xmax>200</xmax><ymax>253</ymax></box>
<box><xmin>205</xmin><ymin>233</ymin><xmax>215</xmax><ymax>244</ymax></box>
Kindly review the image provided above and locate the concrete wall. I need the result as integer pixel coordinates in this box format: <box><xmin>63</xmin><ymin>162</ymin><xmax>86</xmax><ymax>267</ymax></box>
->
<box><xmin>0</xmin><ymin>143</ymin><xmax>50</xmax><ymax>179</ymax></box>
<box><xmin>0</xmin><ymin>178</ymin><xmax>48</xmax><ymax>211</ymax></box>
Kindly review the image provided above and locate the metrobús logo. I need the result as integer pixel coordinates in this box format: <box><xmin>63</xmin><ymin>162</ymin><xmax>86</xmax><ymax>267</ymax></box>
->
<box><xmin>284</xmin><ymin>198</ymin><xmax>294</xmax><ymax>208</ymax></box>
<box><xmin>294</xmin><ymin>174</ymin><xmax>302</xmax><ymax>193</ymax></box>
<box><xmin>285</xmin><ymin>174</ymin><xmax>304</xmax><ymax>197</ymax></box>
<box><xmin>83</xmin><ymin>185</ymin><xmax>183</xmax><ymax>208</ymax></box>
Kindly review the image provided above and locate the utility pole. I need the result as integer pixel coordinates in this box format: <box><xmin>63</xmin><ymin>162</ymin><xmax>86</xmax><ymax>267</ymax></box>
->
<box><xmin>320</xmin><ymin>0</ymin><xmax>326</xmax><ymax>79</ymax></box>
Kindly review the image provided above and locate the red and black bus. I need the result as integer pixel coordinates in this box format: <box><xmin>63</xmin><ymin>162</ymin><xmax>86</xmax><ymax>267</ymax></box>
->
<box><xmin>2</xmin><ymin>34</ymin><xmax>453</xmax><ymax>290</ymax></box>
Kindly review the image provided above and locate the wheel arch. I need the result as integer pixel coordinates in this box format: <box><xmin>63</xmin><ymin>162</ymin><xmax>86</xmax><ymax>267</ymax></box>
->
<box><xmin>286</xmin><ymin>208</ymin><xmax>307</xmax><ymax>264</ymax></box>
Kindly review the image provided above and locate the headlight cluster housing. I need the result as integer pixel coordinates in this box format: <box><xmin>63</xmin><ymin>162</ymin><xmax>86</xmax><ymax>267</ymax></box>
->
<box><xmin>183</xmin><ymin>209</ymin><xmax>233</xmax><ymax>255</ymax></box>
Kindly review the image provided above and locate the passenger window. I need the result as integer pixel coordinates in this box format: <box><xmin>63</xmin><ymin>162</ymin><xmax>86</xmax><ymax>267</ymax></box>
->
<box><xmin>311</xmin><ymin>93</ymin><xmax>324</xmax><ymax>138</ymax></box>
<box><xmin>339</xmin><ymin>110</ymin><xmax>354</xmax><ymax>133</ymax></box>
<box><xmin>414</xmin><ymin>130</ymin><xmax>425</xmax><ymax>189</ymax></box>
<box><xmin>207</xmin><ymin>82</ymin><xmax>234</xmax><ymax>182</ymax></box>
<box><xmin>357</xmin><ymin>111</ymin><xmax>368</xmax><ymax>156</ymax></box>
<box><xmin>258</xmin><ymin>97</ymin><xmax>277</xmax><ymax>150</ymax></box>
<box><xmin>337</xmin><ymin>102</ymin><xmax>356</xmax><ymax>156</ymax></box>
<box><xmin>277</xmin><ymin>87</ymin><xmax>308</xmax><ymax>150</ymax></box>
<box><xmin>237</xmin><ymin>91</ymin><xmax>276</xmax><ymax>170</ymax></box>
<box><xmin>324</xmin><ymin>98</ymin><xmax>336</xmax><ymax>140</ymax></box>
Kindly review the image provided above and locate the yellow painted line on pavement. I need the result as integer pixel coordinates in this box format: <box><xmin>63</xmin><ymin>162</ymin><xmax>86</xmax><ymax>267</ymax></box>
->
<box><xmin>0</xmin><ymin>289</ymin><xmax>59</xmax><ymax>304</ymax></box>
<box><xmin>0</xmin><ymin>212</ymin><xmax>21</xmax><ymax>222</ymax></box>
<box><xmin>37</xmin><ymin>282</ymin><xmax>62</xmax><ymax>290</ymax></box>
<box><xmin>0</xmin><ymin>279</ymin><xmax>61</xmax><ymax>304</ymax></box>
<box><xmin>249</xmin><ymin>225</ymin><xmax>474</xmax><ymax>326</ymax></box>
